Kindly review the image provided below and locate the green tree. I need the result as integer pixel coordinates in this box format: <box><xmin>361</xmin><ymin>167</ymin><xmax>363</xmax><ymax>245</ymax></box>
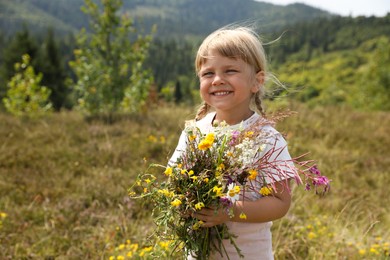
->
<box><xmin>3</xmin><ymin>54</ymin><xmax>52</xmax><ymax>117</ymax></box>
<box><xmin>69</xmin><ymin>0</ymin><xmax>154</xmax><ymax>118</ymax></box>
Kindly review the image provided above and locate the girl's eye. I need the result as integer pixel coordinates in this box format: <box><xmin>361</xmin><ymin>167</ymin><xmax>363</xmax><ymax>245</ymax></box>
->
<box><xmin>226</xmin><ymin>69</ymin><xmax>238</xmax><ymax>74</ymax></box>
<box><xmin>201</xmin><ymin>71</ymin><xmax>213</xmax><ymax>77</ymax></box>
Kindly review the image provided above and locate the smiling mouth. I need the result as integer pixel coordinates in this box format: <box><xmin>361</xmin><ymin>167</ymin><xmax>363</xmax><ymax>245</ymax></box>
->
<box><xmin>211</xmin><ymin>91</ymin><xmax>232</xmax><ymax>96</ymax></box>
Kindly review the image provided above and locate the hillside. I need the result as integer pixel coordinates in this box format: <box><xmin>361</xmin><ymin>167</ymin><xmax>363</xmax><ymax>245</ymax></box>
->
<box><xmin>0</xmin><ymin>0</ymin><xmax>332</xmax><ymax>38</ymax></box>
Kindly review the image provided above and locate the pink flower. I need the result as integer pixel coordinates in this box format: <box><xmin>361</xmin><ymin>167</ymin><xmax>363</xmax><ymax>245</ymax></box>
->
<box><xmin>309</xmin><ymin>165</ymin><xmax>321</xmax><ymax>175</ymax></box>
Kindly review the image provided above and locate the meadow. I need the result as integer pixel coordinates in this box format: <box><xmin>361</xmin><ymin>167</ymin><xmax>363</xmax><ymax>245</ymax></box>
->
<box><xmin>0</xmin><ymin>102</ymin><xmax>389</xmax><ymax>259</ymax></box>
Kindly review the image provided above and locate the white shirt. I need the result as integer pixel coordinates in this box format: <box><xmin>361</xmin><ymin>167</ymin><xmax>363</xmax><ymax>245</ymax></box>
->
<box><xmin>170</xmin><ymin>112</ymin><xmax>295</xmax><ymax>260</ymax></box>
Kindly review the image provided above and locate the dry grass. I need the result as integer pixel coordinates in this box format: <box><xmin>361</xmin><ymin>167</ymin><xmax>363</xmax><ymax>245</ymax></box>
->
<box><xmin>0</xmin><ymin>103</ymin><xmax>389</xmax><ymax>259</ymax></box>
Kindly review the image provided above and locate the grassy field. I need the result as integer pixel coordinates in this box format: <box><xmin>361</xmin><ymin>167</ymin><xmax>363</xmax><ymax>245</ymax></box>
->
<box><xmin>0</xmin><ymin>103</ymin><xmax>389</xmax><ymax>259</ymax></box>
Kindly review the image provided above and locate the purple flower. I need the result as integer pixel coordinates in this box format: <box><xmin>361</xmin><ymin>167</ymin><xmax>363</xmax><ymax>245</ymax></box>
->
<box><xmin>312</xmin><ymin>176</ymin><xmax>330</xmax><ymax>187</ymax></box>
<box><xmin>219</xmin><ymin>197</ymin><xmax>233</xmax><ymax>208</ymax></box>
<box><xmin>229</xmin><ymin>130</ymin><xmax>240</xmax><ymax>145</ymax></box>
<box><xmin>309</xmin><ymin>165</ymin><xmax>321</xmax><ymax>175</ymax></box>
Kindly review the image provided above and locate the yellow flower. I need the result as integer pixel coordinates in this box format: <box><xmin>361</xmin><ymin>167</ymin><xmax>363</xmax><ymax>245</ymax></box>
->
<box><xmin>191</xmin><ymin>176</ymin><xmax>198</xmax><ymax>182</ymax></box>
<box><xmin>126</xmin><ymin>251</ymin><xmax>133</xmax><ymax>258</ymax></box>
<box><xmin>158</xmin><ymin>189</ymin><xmax>174</xmax><ymax>198</ymax></box>
<box><xmin>159</xmin><ymin>241</ymin><xmax>170</xmax><ymax>249</ymax></box>
<box><xmin>192</xmin><ymin>220</ymin><xmax>204</xmax><ymax>230</ymax></box>
<box><xmin>212</xmin><ymin>186</ymin><xmax>223</xmax><ymax>197</ymax></box>
<box><xmin>358</xmin><ymin>249</ymin><xmax>366</xmax><ymax>255</ymax></box>
<box><xmin>143</xmin><ymin>187</ymin><xmax>148</xmax><ymax>193</ymax></box>
<box><xmin>164</xmin><ymin>167</ymin><xmax>173</xmax><ymax>176</ymax></box>
<box><xmin>147</xmin><ymin>135</ymin><xmax>157</xmax><ymax>142</ymax></box>
<box><xmin>245</xmin><ymin>131</ymin><xmax>254</xmax><ymax>138</ymax></box>
<box><xmin>198</xmin><ymin>133</ymin><xmax>215</xmax><ymax>150</ymax></box>
<box><xmin>369</xmin><ymin>247</ymin><xmax>379</xmax><ymax>255</ymax></box>
<box><xmin>205</xmin><ymin>133</ymin><xmax>215</xmax><ymax>142</ymax></box>
<box><xmin>203</xmin><ymin>177</ymin><xmax>209</xmax><ymax>183</ymax></box>
<box><xmin>259</xmin><ymin>186</ymin><xmax>273</xmax><ymax>196</ymax></box>
<box><xmin>0</xmin><ymin>212</ymin><xmax>8</xmax><ymax>219</ymax></box>
<box><xmin>248</xmin><ymin>169</ymin><xmax>258</xmax><ymax>180</ymax></box>
<box><xmin>195</xmin><ymin>202</ymin><xmax>205</xmax><ymax>210</ymax></box>
<box><xmin>171</xmin><ymin>199</ymin><xmax>182</xmax><ymax>207</ymax></box>
<box><xmin>217</xmin><ymin>163</ymin><xmax>225</xmax><ymax>171</ymax></box>
<box><xmin>189</xmin><ymin>135</ymin><xmax>196</xmax><ymax>142</ymax></box>
<box><xmin>198</xmin><ymin>140</ymin><xmax>213</xmax><ymax>150</ymax></box>
<box><xmin>307</xmin><ymin>232</ymin><xmax>317</xmax><ymax>239</ymax></box>
<box><xmin>188</xmin><ymin>170</ymin><xmax>194</xmax><ymax>176</ymax></box>
<box><xmin>144</xmin><ymin>178</ymin><xmax>151</xmax><ymax>184</ymax></box>
<box><xmin>239</xmin><ymin>212</ymin><xmax>247</xmax><ymax>219</ymax></box>
<box><xmin>117</xmin><ymin>256</ymin><xmax>125</xmax><ymax>260</ymax></box>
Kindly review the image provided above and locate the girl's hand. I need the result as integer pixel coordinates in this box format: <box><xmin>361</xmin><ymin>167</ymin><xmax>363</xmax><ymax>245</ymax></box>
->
<box><xmin>193</xmin><ymin>207</ymin><xmax>229</xmax><ymax>227</ymax></box>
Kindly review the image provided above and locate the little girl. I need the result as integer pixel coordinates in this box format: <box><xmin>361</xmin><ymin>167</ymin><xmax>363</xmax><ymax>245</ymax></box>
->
<box><xmin>169</xmin><ymin>26</ymin><xmax>295</xmax><ymax>260</ymax></box>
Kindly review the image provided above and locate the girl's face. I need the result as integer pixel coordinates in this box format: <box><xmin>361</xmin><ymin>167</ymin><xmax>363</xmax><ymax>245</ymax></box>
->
<box><xmin>198</xmin><ymin>51</ymin><xmax>264</xmax><ymax>124</ymax></box>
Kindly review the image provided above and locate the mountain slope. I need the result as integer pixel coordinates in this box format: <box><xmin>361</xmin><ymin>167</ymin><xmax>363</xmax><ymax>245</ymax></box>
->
<box><xmin>0</xmin><ymin>0</ymin><xmax>332</xmax><ymax>38</ymax></box>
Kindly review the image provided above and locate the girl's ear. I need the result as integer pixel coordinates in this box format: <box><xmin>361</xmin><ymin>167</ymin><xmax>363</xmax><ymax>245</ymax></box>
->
<box><xmin>251</xmin><ymin>70</ymin><xmax>265</xmax><ymax>93</ymax></box>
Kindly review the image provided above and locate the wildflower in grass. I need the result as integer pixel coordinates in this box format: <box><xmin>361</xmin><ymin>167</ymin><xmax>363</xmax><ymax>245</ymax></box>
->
<box><xmin>147</xmin><ymin>135</ymin><xmax>157</xmax><ymax>143</ymax></box>
<box><xmin>259</xmin><ymin>186</ymin><xmax>273</xmax><ymax>196</ymax></box>
<box><xmin>307</xmin><ymin>231</ymin><xmax>317</xmax><ymax>239</ymax></box>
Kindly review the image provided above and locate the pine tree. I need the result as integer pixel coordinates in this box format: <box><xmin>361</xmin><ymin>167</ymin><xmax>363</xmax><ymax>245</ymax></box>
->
<box><xmin>39</xmin><ymin>28</ymin><xmax>69</xmax><ymax>111</ymax></box>
<box><xmin>1</xmin><ymin>27</ymin><xmax>39</xmax><ymax>100</ymax></box>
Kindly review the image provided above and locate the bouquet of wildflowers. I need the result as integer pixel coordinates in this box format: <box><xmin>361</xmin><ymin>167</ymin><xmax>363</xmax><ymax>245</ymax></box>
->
<box><xmin>130</xmin><ymin>117</ymin><xmax>330</xmax><ymax>259</ymax></box>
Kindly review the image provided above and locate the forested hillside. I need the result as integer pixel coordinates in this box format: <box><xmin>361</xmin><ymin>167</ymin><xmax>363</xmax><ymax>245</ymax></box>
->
<box><xmin>0</xmin><ymin>0</ymin><xmax>331</xmax><ymax>38</ymax></box>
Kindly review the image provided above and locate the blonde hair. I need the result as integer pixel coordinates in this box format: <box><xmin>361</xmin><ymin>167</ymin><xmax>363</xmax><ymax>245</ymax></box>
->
<box><xmin>195</xmin><ymin>26</ymin><xmax>268</xmax><ymax>120</ymax></box>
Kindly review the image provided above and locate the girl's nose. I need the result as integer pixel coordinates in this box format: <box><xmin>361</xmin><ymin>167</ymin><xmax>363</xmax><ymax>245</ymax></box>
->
<box><xmin>212</xmin><ymin>74</ymin><xmax>224</xmax><ymax>86</ymax></box>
